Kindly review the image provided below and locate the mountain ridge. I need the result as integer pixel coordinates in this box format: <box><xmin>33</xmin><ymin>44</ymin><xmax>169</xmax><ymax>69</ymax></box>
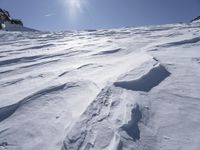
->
<box><xmin>0</xmin><ymin>8</ymin><xmax>35</xmax><ymax>31</ymax></box>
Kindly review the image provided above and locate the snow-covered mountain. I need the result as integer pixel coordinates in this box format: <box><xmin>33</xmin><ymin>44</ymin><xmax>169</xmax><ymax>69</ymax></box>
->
<box><xmin>191</xmin><ymin>16</ymin><xmax>200</xmax><ymax>23</ymax></box>
<box><xmin>0</xmin><ymin>22</ymin><xmax>200</xmax><ymax>150</ymax></box>
<box><xmin>0</xmin><ymin>8</ymin><xmax>35</xmax><ymax>32</ymax></box>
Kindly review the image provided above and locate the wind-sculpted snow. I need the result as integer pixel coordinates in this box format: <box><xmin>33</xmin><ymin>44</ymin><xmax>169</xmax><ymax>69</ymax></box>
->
<box><xmin>114</xmin><ymin>63</ymin><xmax>171</xmax><ymax>92</ymax></box>
<box><xmin>0</xmin><ymin>83</ymin><xmax>74</xmax><ymax>122</ymax></box>
<box><xmin>0</xmin><ymin>23</ymin><xmax>200</xmax><ymax>150</ymax></box>
<box><xmin>61</xmin><ymin>59</ymin><xmax>169</xmax><ymax>150</ymax></box>
<box><xmin>93</xmin><ymin>48</ymin><xmax>122</xmax><ymax>56</ymax></box>
<box><xmin>158</xmin><ymin>36</ymin><xmax>200</xmax><ymax>48</ymax></box>
<box><xmin>0</xmin><ymin>103</ymin><xmax>19</xmax><ymax>122</ymax></box>
<box><xmin>121</xmin><ymin>104</ymin><xmax>142</xmax><ymax>141</ymax></box>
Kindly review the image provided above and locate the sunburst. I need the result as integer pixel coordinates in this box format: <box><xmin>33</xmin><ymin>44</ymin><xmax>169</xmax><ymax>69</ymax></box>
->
<box><xmin>66</xmin><ymin>0</ymin><xmax>85</xmax><ymax>17</ymax></box>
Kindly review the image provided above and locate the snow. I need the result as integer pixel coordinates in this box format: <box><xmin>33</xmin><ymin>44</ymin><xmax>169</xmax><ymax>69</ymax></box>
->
<box><xmin>191</xmin><ymin>18</ymin><xmax>200</xmax><ymax>24</ymax></box>
<box><xmin>114</xmin><ymin>63</ymin><xmax>171</xmax><ymax>92</ymax></box>
<box><xmin>0</xmin><ymin>23</ymin><xmax>200</xmax><ymax>150</ymax></box>
<box><xmin>2</xmin><ymin>22</ymin><xmax>36</xmax><ymax>32</ymax></box>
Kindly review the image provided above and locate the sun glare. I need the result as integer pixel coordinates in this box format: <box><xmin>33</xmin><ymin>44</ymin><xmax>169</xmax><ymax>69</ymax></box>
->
<box><xmin>69</xmin><ymin>0</ymin><xmax>81</xmax><ymax>10</ymax></box>
<box><xmin>60</xmin><ymin>0</ymin><xmax>88</xmax><ymax>23</ymax></box>
<box><xmin>65</xmin><ymin>0</ymin><xmax>85</xmax><ymax>18</ymax></box>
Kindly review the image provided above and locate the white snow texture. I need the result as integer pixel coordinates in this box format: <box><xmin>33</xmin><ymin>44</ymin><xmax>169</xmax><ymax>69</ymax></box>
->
<box><xmin>0</xmin><ymin>22</ymin><xmax>200</xmax><ymax>150</ymax></box>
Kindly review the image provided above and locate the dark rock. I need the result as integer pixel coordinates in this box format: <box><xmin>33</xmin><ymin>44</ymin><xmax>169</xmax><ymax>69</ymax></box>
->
<box><xmin>191</xmin><ymin>16</ymin><xmax>200</xmax><ymax>23</ymax></box>
<box><xmin>0</xmin><ymin>8</ymin><xmax>11</xmax><ymax>23</ymax></box>
<box><xmin>11</xmin><ymin>19</ymin><xmax>23</xmax><ymax>26</ymax></box>
<box><xmin>0</xmin><ymin>8</ymin><xmax>23</xmax><ymax>29</ymax></box>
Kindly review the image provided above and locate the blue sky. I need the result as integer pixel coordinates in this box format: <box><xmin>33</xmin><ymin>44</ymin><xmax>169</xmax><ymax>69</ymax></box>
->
<box><xmin>0</xmin><ymin>0</ymin><xmax>200</xmax><ymax>31</ymax></box>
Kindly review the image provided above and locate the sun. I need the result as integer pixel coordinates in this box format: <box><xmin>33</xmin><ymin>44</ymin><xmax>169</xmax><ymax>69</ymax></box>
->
<box><xmin>66</xmin><ymin>0</ymin><xmax>85</xmax><ymax>17</ymax></box>
<box><xmin>69</xmin><ymin>0</ymin><xmax>81</xmax><ymax>10</ymax></box>
<box><xmin>61</xmin><ymin>0</ymin><xmax>87</xmax><ymax>22</ymax></box>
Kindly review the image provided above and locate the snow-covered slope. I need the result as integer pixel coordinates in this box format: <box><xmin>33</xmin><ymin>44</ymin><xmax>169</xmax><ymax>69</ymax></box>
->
<box><xmin>3</xmin><ymin>22</ymin><xmax>36</xmax><ymax>32</ymax></box>
<box><xmin>0</xmin><ymin>23</ymin><xmax>200</xmax><ymax>150</ymax></box>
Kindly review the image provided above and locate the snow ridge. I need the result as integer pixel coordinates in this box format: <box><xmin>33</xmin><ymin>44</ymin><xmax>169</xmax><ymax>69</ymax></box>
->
<box><xmin>114</xmin><ymin>63</ymin><xmax>170</xmax><ymax>92</ymax></box>
<box><xmin>62</xmin><ymin>59</ymin><xmax>171</xmax><ymax>150</ymax></box>
<box><xmin>0</xmin><ymin>83</ymin><xmax>76</xmax><ymax>122</ymax></box>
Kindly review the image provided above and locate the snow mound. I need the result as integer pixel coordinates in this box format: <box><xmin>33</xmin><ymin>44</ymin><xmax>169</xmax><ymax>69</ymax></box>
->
<box><xmin>114</xmin><ymin>63</ymin><xmax>171</xmax><ymax>92</ymax></box>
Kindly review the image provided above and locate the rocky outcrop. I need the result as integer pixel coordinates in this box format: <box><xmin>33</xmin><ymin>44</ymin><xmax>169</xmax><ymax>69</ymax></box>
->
<box><xmin>191</xmin><ymin>16</ymin><xmax>200</xmax><ymax>23</ymax></box>
<box><xmin>0</xmin><ymin>8</ymin><xmax>11</xmax><ymax>22</ymax></box>
<box><xmin>0</xmin><ymin>8</ymin><xmax>23</xmax><ymax>29</ymax></box>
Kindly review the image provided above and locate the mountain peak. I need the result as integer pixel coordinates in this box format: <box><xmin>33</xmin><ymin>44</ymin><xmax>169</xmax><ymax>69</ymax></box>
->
<box><xmin>0</xmin><ymin>8</ymin><xmax>35</xmax><ymax>31</ymax></box>
<box><xmin>191</xmin><ymin>16</ymin><xmax>200</xmax><ymax>23</ymax></box>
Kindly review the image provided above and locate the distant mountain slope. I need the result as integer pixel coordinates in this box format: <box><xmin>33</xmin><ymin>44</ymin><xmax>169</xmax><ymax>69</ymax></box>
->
<box><xmin>191</xmin><ymin>16</ymin><xmax>200</xmax><ymax>23</ymax></box>
<box><xmin>3</xmin><ymin>22</ymin><xmax>36</xmax><ymax>31</ymax></box>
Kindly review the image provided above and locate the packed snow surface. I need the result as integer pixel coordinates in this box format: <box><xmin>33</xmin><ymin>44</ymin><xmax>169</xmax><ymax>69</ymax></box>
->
<box><xmin>0</xmin><ymin>22</ymin><xmax>200</xmax><ymax>150</ymax></box>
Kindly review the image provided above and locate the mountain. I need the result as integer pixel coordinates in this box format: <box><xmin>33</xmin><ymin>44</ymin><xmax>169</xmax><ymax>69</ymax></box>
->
<box><xmin>0</xmin><ymin>22</ymin><xmax>200</xmax><ymax>150</ymax></box>
<box><xmin>191</xmin><ymin>16</ymin><xmax>200</xmax><ymax>23</ymax></box>
<box><xmin>0</xmin><ymin>8</ymin><xmax>35</xmax><ymax>31</ymax></box>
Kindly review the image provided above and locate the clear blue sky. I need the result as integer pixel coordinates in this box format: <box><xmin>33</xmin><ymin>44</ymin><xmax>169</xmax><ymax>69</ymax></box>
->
<box><xmin>0</xmin><ymin>0</ymin><xmax>200</xmax><ymax>31</ymax></box>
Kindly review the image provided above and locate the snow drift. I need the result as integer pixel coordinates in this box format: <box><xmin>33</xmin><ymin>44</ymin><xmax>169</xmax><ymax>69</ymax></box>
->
<box><xmin>114</xmin><ymin>63</ymin><xmax>171</xmax><ymax>92</ymax></box>
<box><xmin>0</xmin><ymin>22</ymin><xmax>200</xmax><ymax>150</ymax></box>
